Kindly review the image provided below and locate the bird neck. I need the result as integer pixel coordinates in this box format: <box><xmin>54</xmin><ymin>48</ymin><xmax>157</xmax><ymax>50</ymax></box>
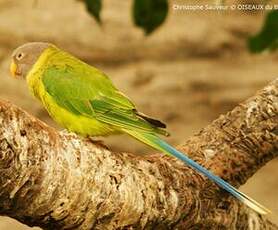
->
<box><xmin>26</xmin><ymin>46</ymin><xmax>58</xmax><ymax>99</ymax></box>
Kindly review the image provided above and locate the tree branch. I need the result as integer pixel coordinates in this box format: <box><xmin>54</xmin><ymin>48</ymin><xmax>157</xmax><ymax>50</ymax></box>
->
<box><xmin>0</xmin><ymin>79</ymin><xmax>277</xmax><ymax>229</ymax></box>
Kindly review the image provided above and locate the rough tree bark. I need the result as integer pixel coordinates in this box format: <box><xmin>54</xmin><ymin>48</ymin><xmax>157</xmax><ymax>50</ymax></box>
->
<box><xmin>0</xmin><ymin>79</ymin><xmax>277</xmax><ymax>230</ymax></box>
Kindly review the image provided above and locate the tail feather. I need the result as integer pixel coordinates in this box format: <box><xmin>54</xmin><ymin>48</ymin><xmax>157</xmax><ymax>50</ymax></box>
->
<box><xmin>124</xmin><ymin>129</ymin><xmax>271</xmax><ymax>215</ymax></box>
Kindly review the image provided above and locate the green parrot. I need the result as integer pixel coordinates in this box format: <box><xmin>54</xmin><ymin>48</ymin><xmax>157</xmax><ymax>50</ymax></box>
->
<box><xmin>10</xmin><ymin>42</ymin><xmax>270</xmax><ymax>215</ymax></box>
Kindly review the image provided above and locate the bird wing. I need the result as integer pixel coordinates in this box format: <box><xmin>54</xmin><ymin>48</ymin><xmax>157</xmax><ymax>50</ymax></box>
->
<box><xmin>42</xmin><ymin>64</ymin><xmax>167</xmax><ymax>135</ymax></box>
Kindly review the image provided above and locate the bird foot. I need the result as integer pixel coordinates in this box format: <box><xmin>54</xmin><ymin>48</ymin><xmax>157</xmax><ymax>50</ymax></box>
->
<box><xmin>86</xmin><ymin>138</ymin><xmax>109</xmax><ymax>150</ymax></box>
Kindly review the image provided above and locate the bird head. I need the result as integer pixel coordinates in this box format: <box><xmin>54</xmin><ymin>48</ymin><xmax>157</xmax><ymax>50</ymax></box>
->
<box><xmin>10</xmin><ymin>42</ymin><xmax>50</xmax><ymax>79</ymax></box>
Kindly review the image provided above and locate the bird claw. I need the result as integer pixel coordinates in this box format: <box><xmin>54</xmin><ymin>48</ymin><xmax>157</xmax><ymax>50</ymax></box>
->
<box><xmin>86</xmin><ymin>138</ymin><xmax>109</xmax><ymax>150</ymax></box>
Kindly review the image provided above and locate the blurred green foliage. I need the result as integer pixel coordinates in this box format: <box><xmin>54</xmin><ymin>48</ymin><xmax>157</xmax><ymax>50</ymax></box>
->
<box><xmin>248</xmin><ymin>10</ymin><xmax>278</xmax><ymax>53</ymax></box>
<box><xmin>85</xmin><ymin>0</ymin><xmax>102</xmax><ymax>23</ymax></box>
<box><xmin>83</xmin><ymin>1</ymin><xmax>278</xmax><ymax>51</ymax></box>
<box><xmin>133</xmin><ymin>0</ymin><xmax>168</xmax><ymax>35</ymax></box>
<box><xmin>84</xmin><ymin>0</ymin><xmax>168</xmax><ymax>34</ymax></box>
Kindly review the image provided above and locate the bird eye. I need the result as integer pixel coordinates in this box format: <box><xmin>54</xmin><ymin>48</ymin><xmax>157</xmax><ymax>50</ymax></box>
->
<box><xmin>16</xmin><ymin>52</ymin><xmax>24</xmax><ymax>60</ymax></box>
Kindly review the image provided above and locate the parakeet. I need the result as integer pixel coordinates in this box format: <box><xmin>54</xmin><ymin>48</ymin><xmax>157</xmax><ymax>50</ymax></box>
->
<box><xmin>10</xmin><ymin>42</ymin><xmax>270</xmax><ymax>215</ymax></box>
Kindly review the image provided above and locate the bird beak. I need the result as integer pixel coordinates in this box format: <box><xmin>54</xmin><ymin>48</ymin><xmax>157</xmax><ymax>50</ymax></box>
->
<box><xmin>10</xmin><ymin>60</ymin><xmax>18</xmax><ymax>78</ymax></box>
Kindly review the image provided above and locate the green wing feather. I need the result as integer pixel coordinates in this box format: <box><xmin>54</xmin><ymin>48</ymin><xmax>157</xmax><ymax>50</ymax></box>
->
<box><xmin>42</xmin><ymin>62</ymin><xmax>168</xmax><ymax>136</ymax></box>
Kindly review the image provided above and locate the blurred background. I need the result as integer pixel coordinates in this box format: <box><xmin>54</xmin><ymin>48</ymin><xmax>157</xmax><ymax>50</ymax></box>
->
<box><xmin>0</xmin><ymin>0</ymin><xmax>277</xmax><ymax>229</ymax></box>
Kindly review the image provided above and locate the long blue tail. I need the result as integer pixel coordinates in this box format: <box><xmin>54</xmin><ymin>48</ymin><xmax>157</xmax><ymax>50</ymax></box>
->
<box><xmin>124</xmin><ymin>130</ymin><xmax>270</xmax><ymax>215</ymax></box>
